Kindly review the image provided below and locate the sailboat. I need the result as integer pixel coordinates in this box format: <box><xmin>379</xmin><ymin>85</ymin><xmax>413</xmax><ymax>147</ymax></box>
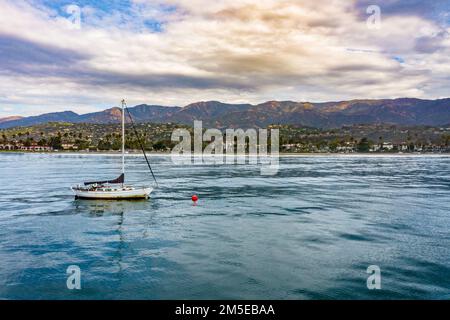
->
<box><xmin>71</xmin><ymin>99</ymin><xmax>155</xmax><ymax>200</ymax></box>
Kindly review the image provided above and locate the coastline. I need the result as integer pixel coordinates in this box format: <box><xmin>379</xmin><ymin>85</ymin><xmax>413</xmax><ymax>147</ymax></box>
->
<box><xmin>1</xmin><ymin>150</ymin><xmax>449</xmax><ymax>157</ymax></box>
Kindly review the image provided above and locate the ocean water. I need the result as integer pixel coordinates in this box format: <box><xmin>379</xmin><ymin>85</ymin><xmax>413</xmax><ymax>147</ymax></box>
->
<box><xmin>0</xmin><ymin>153</ymin><xmax>449</xmax><ymax>300</ymax></box>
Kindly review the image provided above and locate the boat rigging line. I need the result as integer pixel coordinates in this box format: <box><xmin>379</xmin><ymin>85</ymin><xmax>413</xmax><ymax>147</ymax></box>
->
<box><xmin>124</xmin><ymin>103</ymin><xmax>159</xmax><ymax>187</ymax></box>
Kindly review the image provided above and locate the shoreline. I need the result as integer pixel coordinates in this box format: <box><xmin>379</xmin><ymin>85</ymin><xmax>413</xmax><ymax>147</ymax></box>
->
<box><xmin>1</xmin><ymin>150</ymin><xmax>449</xmax><ymax>157</ymax></box>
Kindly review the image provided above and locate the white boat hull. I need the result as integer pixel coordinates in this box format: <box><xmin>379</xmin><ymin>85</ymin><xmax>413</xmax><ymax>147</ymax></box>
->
<box><xmin>72</xmin><ymin>187</ymin><xmax>153</xmax><ymax>200</ymax></box>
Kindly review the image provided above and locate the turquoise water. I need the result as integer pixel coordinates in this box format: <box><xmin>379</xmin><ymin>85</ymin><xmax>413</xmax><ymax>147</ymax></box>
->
<box><xmin>0</xmin><ymin>153</ymin><xmax>449</xmax><ymax>299</ymax></box>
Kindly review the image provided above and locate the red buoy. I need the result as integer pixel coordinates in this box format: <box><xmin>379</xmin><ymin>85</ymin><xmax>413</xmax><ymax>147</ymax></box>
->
<box><xmin>191</xmin><ymin>195</ymin><xmax>199</xmax><ymax>202</ymax></box>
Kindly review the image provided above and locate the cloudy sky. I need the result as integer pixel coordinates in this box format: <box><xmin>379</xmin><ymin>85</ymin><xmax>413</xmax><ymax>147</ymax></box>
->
<box><xmin>0</xmin><ymin>0</ymin><xmax>449</xmax><ymax>116</ymax></box>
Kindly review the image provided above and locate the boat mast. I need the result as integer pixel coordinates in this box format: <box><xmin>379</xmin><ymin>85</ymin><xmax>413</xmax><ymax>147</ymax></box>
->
<box><xmin>121</xmin><ymin>99</ymin><xmax>125</xmax><ymax>178</ymax></box>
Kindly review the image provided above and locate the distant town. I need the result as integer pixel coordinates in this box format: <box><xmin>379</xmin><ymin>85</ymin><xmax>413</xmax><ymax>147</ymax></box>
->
<box><xmin>1</xmin><ymin>122</ymin><xmax>449</xmax><ymax>154</ymax></box>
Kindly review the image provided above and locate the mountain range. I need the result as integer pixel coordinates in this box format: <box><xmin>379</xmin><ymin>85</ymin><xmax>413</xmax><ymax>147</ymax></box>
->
<box><xmin>1</xmin><ymin>98</ymin><xmax>449</xmax><ymax>129</ymax></box>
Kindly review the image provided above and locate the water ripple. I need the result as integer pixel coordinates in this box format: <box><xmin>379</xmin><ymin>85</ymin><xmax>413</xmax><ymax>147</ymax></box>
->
<box><xmin>0</xmin><ymin>154</ymin><xmax>449</xmax><ymax>299</ymax></box>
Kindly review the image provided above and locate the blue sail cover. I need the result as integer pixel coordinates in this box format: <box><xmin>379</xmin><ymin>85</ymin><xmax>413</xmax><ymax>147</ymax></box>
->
<box><xmin>84</xmin><ymin>173</ymin><xmax>124</xmax><ymax>186</ymax></box>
